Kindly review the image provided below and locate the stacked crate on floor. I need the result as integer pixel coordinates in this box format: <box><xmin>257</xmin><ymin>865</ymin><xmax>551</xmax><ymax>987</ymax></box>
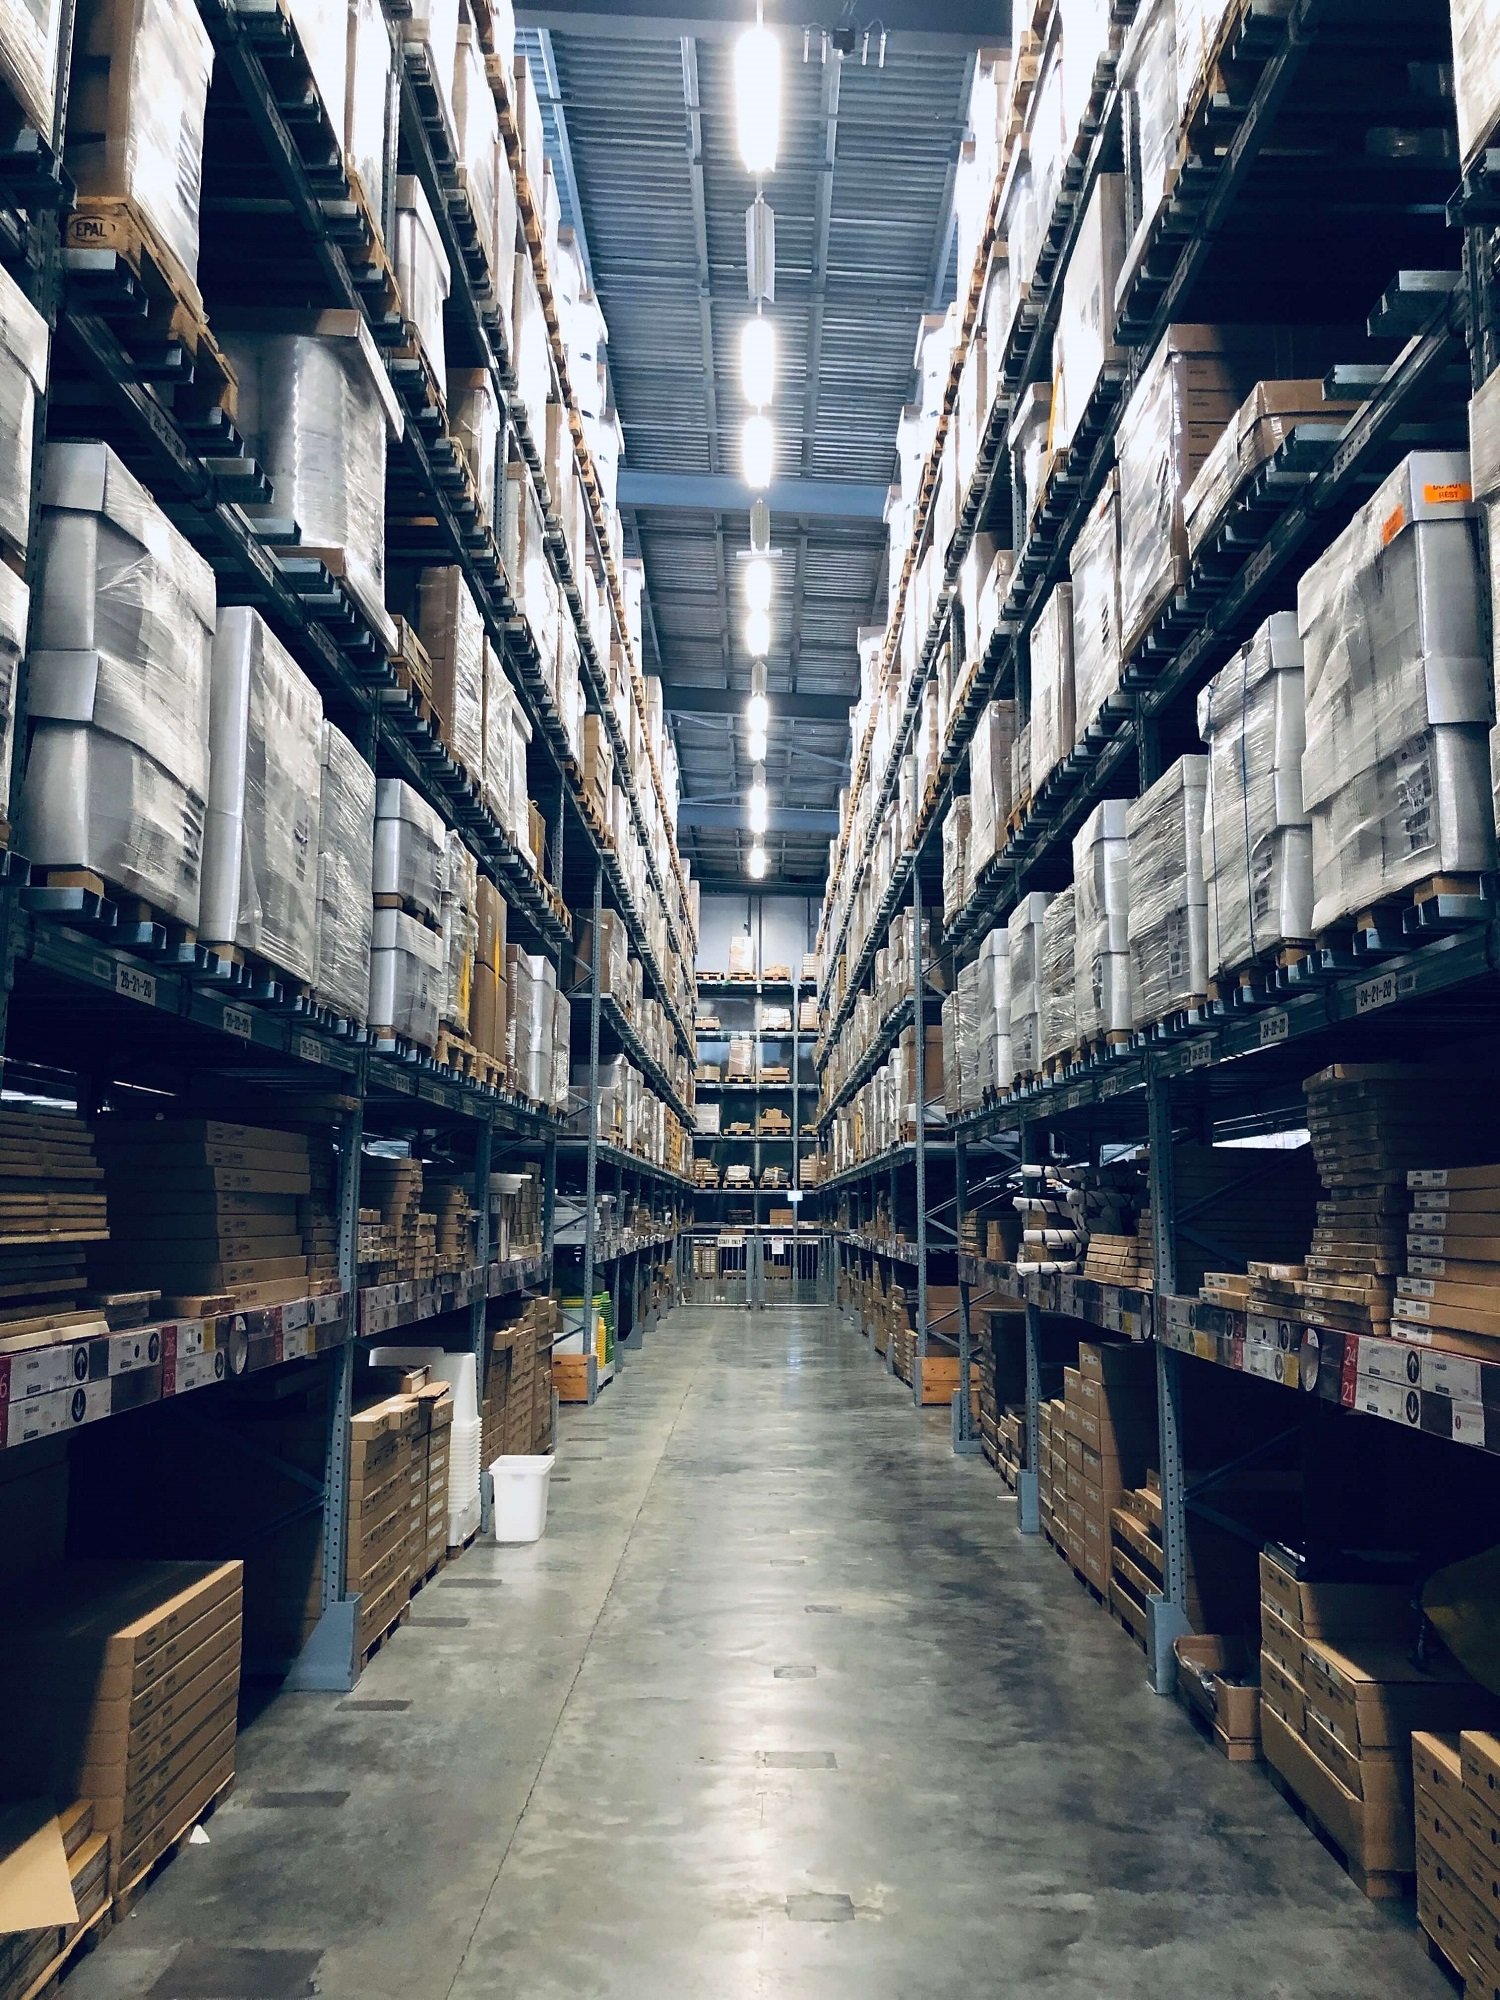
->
<box><xmin>0</xmin><ymin>1800</ymin><xmax>110</xmax><ymax>2000</ymax></box>
<box><xmin>1059</xmin><ymin>1342</ymin><xmax>1155</xmax><ymax>1600</ymax></box>
<box><xmin>347</xmin><ymin>1391</ymin><xmax>423</xmax><ymax>1656</ymax></box>
<box><xmin>1258</xmin><ymin>1548</ymin><xmax>1498</xmax><ymax>1896</ymax></box>
<box><xmin>1038</xmin><ymin>1397</ymin><xmax>1066</xmax><ymax>1542</ymax></box>
<box><xmin>1413</xmin><ymin>1731</ymin><xmax>1500</xmax><ymax>1986</ymax></box>
<box><xmin>1108</xmin><ymin>1475</ymin><xmax>1203</xmax><ymax>1652</ymax></box>
<box><xmin>0</xmin><ymin>1561</ymin><xmax>243</xmax><ymax>1898</ymax></box>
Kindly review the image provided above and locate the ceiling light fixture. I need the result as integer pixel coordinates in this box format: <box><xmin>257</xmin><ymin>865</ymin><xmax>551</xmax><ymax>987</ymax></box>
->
<box><xmin>734</xmin><ymin>22</ymin><xmax>780</xmax><ymax>176</ymax></box>
<box><xmin>745</xmin><ymin>196</ymin><xmax>776</xmax><ymax>302</ymax></box>
<box><xmin>747</xmin><ymin>725</ymin><xmax>768</xmax><ymax>761</ymax></box>
<box><xmin>743</xmin><ymin>556</ymin><xmax>772</xmax><ymax>613</ymax></box>
<box><xmin>740</xmin><ymin>317</ymin><xmax>776</xmax><ymax>407</ymax></box>
<box><xmin>746</xmin><ymin>690</ymin><xmax>770</xmax><ymax>734</ymax></box>
<box><xmin>748</xmin><ymin>766</ymin><xmax>769</xmax><ymax>835</ymax></box>
<box><xmin>741</xmin><ymin>413</ymin><xmax>775</xmax><ymax>491</ymax></box>
<box><xmin>745</xmin><ymin>607</ymin><xmax>771</xmax><ymax>659</ymax></box>
<box><xmin>749</xmin><ymin>496</ymin><xmax>771</xmax><ymax>554</ymax></box>
<box><xmin>747</xmin><ymin>844</ymin><xmax>768</xmax><ymax>881</ymax></box>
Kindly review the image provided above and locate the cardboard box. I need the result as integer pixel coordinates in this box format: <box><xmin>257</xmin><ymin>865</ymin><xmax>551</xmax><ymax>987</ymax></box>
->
<box><xmin>1262</xmin><ymin>1706</ymin><xmax>1413</xmax><ymax>1874</ymax></box>
<box><xmin>1257</xmin><ymin>1550</ymin><xmax>1414</xmax><ymax>1641</ymax></box>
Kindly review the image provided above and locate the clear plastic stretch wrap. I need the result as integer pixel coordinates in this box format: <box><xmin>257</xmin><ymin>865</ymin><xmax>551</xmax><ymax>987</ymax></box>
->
<box><xmin>68</xmin><ymin>0</ymin><xmax>214</xmax><ymax>284</ymax></box>
<box><xmin>407</xmin><ymin>0</ymin><xmax>458</xmax><ymax>139</ymax></box>
<box><xmin>419</xmin><ymin>565</ymin><xmax>485</xmax><ymax>779</ymax></box>
<box><xmin>394</xmin><ymin>174</ymin><xmax>451</xmax><ymax>381</ymax></box>
<box><xmin>1039</xmin><ymin>885</ymin><xmax>1077</xmax><ymax>1066</ymax></box>
<box><xmin>1126</xmin><ymin>754</ymin><xmax>1208</xmax><ymax>1024</ymax></box>
<box><xmin>314</xmin><ymin>719</ymin><xmax>375</xmax><ymax>1023</ymax></box>
<box><xmin>956</xmin><ymin>958</ymin><xmax>983</xmax><ymax>1112</ymax></box>
<box><xmin>226</xmin><ymin>315</ymin><xmax>400</xmax><ymax>646</ymax></box>
<box><xmin>1029</xmin><ymin>582</ymin><xmax>1075</xmax><ymax>798</ymax></box>
<box><xmin>942</xmin><ymin>795</ymin><xmax>971</xmax><ymax>927</ymax></box>
<box><xmin>1184</xmin><ymin>379</ymin><xmax>1351</xmax><ymax>557</ymax></box>
<box><xmin>1470</xmin><ymin>373</ymin><xmax>1500</xmax><ymax>835</ymax></box>
<box><xmin>941</xmin><ymin>986</ymin><xmax>963</xmax><ymax>1118</ymax></box>
<box><xmin>439</xmin><ymin>828</ymin><xmax>477</xmax><ymax>1032</ymax></box>
<box><xmin>448</xmin><ymin>369</ymin><xmax>500</xmax><ymax>526</ymax></box>
<box><xmin>1072</xmin><ymin>798</ymin><xmax>1132</xmax><ymax>1037</ymax></box>
<box><xmin>977</xmin><ymin>925</ymin><xmax>1012</xmax><ymax>1095</ymax></box>
<box><xmin>453</xmin><ymin>15</ymin><xmax>500</xmax><ymax>281</ymax></box>
<box><xmin>503</xmin><ymin>943</ymin><xmax>532</xmax><ymax>1080</ymax></box>
<box><xmin>1006</xmin><ymin>890</ymin><xmax>1053</xmax><ymax>1077</ymax></box>
<box><xmin>1453</xmin><ymin>0</ymin><xmax>1500</xmax><ymax>167</ymax></box>
<box><xmin>286</xmin><ymin>0</ymin><xmax>345</xmax><ymax>138</ymax></box>
<box><xmin>344</xmin><ymin>0</ymin><xmax>390</xmax><ymax>224</ymax></box>
<box><xmin>0</xmin><ymin>260</ymin><xmax>48</xmax><ymax>560</ymax></box>
<box><xmin>1118</xmin><ymin>0</ymin><xmax>1176</xmax><ymax>279</ymax></box>
<box><xmin>201</xmin><ymin>607</ymin><xmax>323</xmax><ymax>982</ymax></box>
<box><xmin>1052</xmin><ymin>172</ymin><xmax>1126</xmax><ymax>453</ymax></box>
<box><xmin>1069</xmin><ymin>474</ymin><xmax>1120</xmax><ymax>743</ymax></box>
<box><xmin>0</xmin><ymin>563</ymin><xmax>27</xmax><ymax>821</ymax></box>
<box><xmin>1196</xmin><ymin>611</ymin><xmax>1311</xmax><ymax>977</ymax></box>
<box><xmin>369</xmin><ymin>905</ymin><xmax>443</xmax><ymax>1048</ymax></box>
<box><xmin>23</xmin><ymin>440</ymin><xmax>215</xmax><ymax>925</ymax></box>
<box><xmin>1116</xmin><ymin>330</ymin><xmax>1188</xmax><ymax>659</ymax></box>
<box><xmin>373</xmin><ymin>777</ymin><xmax>445</xmax><ymax>927</ymax></box>
<box><xmin>968</xmin><ymin>697</ymin><xmax>1017</xmax><ymax>874</ymax></box>
<box><xmin>0</xmin><ymin>0</ymin><xmax>62</xmax><ymax>137</ymax></box>
<box><xmin>1298</xmin><ymin>452</ymin><xmax>1494</xmax><ymax>934</ymax></box>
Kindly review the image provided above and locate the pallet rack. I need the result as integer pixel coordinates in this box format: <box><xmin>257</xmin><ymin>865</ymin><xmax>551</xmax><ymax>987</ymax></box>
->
<box><xmin>816</xmin><ymin>0</ymin><xmax>1500</xmax><ymax>1688</ymax></box>
<box><xmin>0</xmin><ymin>0</ymin><xmax>695</xmax><ymax>1694</ymax></box>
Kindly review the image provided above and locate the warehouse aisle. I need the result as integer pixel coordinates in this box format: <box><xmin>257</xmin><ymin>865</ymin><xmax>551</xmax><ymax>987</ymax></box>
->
<box><xmin>66</xmin><ymin>1308</ymin><xmax>1445</xmax><ymax>2000</ymax></box>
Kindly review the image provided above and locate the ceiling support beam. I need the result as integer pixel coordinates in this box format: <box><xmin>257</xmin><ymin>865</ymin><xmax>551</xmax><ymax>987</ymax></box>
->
<box><xmin>661</xmin><ymin>685</ymin><xmax>851</xmax><ymax>722</ymax></box>
<box><xmin>618</xmin><ymin>469</ymin><xmax>888</xmax><ymax>519</ymax></box>
<box><xmin>677</xmin><ymin>802</ymin><xmax>841</xmax><ymax>833</ymax></box>
<box><xmin>516</xmin><ymin>3</ymin><xmax>1006</xmax><ymax>50</ymax></box>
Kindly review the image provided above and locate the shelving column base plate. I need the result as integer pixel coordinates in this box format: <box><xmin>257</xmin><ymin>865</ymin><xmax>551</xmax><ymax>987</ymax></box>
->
<box><xmin>283</xmin><ymin>1597</ymin><xmax>360</xmax><ymax>1693</ymax></box>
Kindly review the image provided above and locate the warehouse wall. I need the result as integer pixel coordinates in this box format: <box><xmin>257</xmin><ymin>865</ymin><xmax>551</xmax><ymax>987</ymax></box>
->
<box><xmin>696</xmin><ymin>895</ymin><xmax>816</xmax><ymax>975</ymax></box>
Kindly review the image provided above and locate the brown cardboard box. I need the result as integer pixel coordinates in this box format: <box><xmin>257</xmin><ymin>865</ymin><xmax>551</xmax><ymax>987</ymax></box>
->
<box><xmin>1262</xmin><ymin>1706</ymin><xmax>1413</xmax><ymax>1874</ymax></box>
<box><xmin>1257</xmin><ymin>1550</ymin><xmax>1414</xmax><ymax>1641</ymax></box>
<box><xmin>475</xmin><ymin>874</ymin><xmax>505</xmax><ymax>971</ymax></box>
<box><xmin>1260</xmin><ymin>1649</ymin><xmax>1306</xmax><ymax>1735</ymax></box>
<box><xmin>1302</xmin><ymin>1639</ymin><xmax>1494</xmax><ymax>1756</ymax></box>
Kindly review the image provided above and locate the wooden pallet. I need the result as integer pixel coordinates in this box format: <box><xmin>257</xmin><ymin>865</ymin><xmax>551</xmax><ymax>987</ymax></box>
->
<box><xmin>1205</xmin><ymin>945</ymin><xmax>1311</xmax><ymax>1002</ymax></box>
<box><xmin>436</xmin><ymin>1029</ymin><xmax>478</xmax><ymax>1078</ymax></box>
<box><xmin>112</xmin><ymin>1771</ymin><xmax>236</xmax><ymax>1921</ymax></box>
<box><xmin>358</xmin><ymin>1597</ymin><xmax>411</xmax><ymax>1671</ymax></box>
<box><xmin>65</xmin><ymin>198</ymin><xmax>237</xmax><ymax>421</ymax></box>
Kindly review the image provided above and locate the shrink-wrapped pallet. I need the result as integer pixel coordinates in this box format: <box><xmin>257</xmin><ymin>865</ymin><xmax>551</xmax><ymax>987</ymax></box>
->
<box><xmin>977</xmin><ymin>925</ymin><xmax>1012</xmax><ymax>1096</ymax></box>
<box><xmin>0</xmin><ymin>260</ymin><xmax>48</xmax><ymax>564</ymax></box>
<box><xmin>1069</xmin><ymin>474</ymin><xmax>1121</xmax><ymax>744</ymax></box>
<box><xmin>1469</xmin><ymin>373</ymin><xmax>1500</xmax><ymax>837</ymax></box>
<box><xmin>1196</xmin><ymin>611</ymin><xmax>1311</xmax><ymax>978</ymax></box>
<box><xmin>67</xmin><ymin>0</ymin><xmax>214</xmax><ymax>284</ymax></box>
<box><xmin>22</xmin><ymin>440</ymin><xmax>215</xmax><ymax>925</ymax></box>
<box><xmin>942</xmin><ymin>795</ymin><xmax>971</xmax><ymax>928</ymax></box>
<box><xmin>1298</xmin><ymin>452</ymin><xmax>1494</xmax><ymax>934</ymax></box>
<box><xmin>1072</xmin><ymin>799</ymin><xmax>1131</xmax><ymax>1038</ymax></box>
<box><xmin>1039</xmin><ymin>886</ymin><xmax>1077</xmax><ymax>1067</ymax></box>
<box><xmin>1453</xmin><ymin>0</ymin><xmax>1500</xmax><ymax>168</ymax></box>
<box><xmin>419</xmin><ymin>565</ymin><xmax>485</xmax><ymax>781</ymax></box>
<box><xmin>370</xmin><ymin>905</ymin><xmax>443</xmax><ymax>1047</ymax></box>
<box><xmin>314</xmin><ymin>720</ymin><xmax>375</xmax><ymax>1023</ymax></box>
<box><xmin>1126</xmin><ymin>755</ymin><xmax>1207</xmax><ymax>1025</ymax></box>
<box><xmin>406</xmin><ymin>0</ymin><xmax>457</xmax><ymax>142</ymax></box>
<box><xmin>286</xmin><ymin>0</ymin><xmax>345</xmax><ymax>138</ymax></box>
<box><xmin>344</xmin><ymin>0</ymin><xmax>390</xmax><ymax>227</ymax></box>
<box><xmin>1183</xmin><ymin>379</ymin><xmax>1351</xmax><ymax>558</ymax></box>
<box><xmin>1116</xmin><ymin>0</ymin><xmax>1175</xmax><ymax>299</ymax></box>
<box><xmin>1052</xmin><ymin>171</ymin><xmax>1127</xmax><ymax>454</ymax></box>
<box><xmin>201</xmin><ymin>607</ymin><xmax>323</xmax><ymax>983</ymax></box>
<box><xmin>453</xmin><ymin>10</ymin><xmax>500</xmax><ymax>282</ymax></box>
<box><xmin>0</xmin><ymin>561</ymin><xmax>27</xmax><ymax>823</ymax></box>
<box><xmin>225</xmin><ymin>311</ymin><xmax>401</xmax><ymax>645</ymax></box>
<box><xmin>968</xmin><ymin>697</ymin><xmax>1017</xmax><ymax>876</ymax></box>
<box><xmin>1007</xmin><ymin>891</ymin><xmax>1053</xmax><ymax>1078</ymax></box>
<box><xmin>0</xmin><ymin>0</ymin><xmax>63</xmax><ymax>138</ymax></box>
<box><xmin>373</xmin><ymin>778</ymin><xmax>445</xmax><ymax>928</ymax></box>
<box><xmin>394</xmin><ymin>174</ymin><xmax>450</xmax><ymax>382</ymax></box>
<box><xmin>1030</xmin><ymin>582</ymin><xmax>1075</xmax><ymax>798</ymax></box>
<box><xmin>438</xmin><ymin>827</ymin><xmax>476</xmax><ymax>1035</ymax></box>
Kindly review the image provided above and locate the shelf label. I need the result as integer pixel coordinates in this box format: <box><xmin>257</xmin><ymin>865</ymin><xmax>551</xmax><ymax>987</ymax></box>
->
<box><xmin>115</xmin><ymin>962</ymin><xmax>157</xmax><ymax>1007</ymax></box>
<box><xmin>1355</xmin><ymin>969</ymin><xmax>1417</xmax><ymax>1016</ymax></box>
<box><xmin>222</xmin><ymin>1004</ymin><xmax>254</xmax><ymax>1041</ymax></box>
<box><xmin>1182</xmin><ymin>1036</ymin><xmax>1215</xmax><ymax>1070</ymax></box>
<box><xmin>1259</xmin><ymin>1010</ymin><xmax>1289</xmax><ymax>1046</ymax></box>
<box><xmin>295</xmin><ymin>1033</ymin><xmax>323</xmax><ymax>1065</ymax></box>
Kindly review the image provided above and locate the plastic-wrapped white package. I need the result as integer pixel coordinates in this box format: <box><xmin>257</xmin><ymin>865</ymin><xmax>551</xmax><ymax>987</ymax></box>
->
<box><xmin>201</xmin><ymin>607</ymin><xmax>323</xmax><ymax>982</ymax></box>
<box><xmin>0</xmin><ymin>0</ymin><xmax>63</xmax><ymax>138</ymax></box>
<box><xmin>1029</xmin><ymin>582</ymin><xmax>1075</xmax><ymax>797</ymax></box>
<box><xmin>287</xmin><ymin>0</ymin><xmax>345</xmax><ymax>136</ymax></box>
<box><xmin>394</xmin><ymin>174</ymin><xmax>451</xmax><ymax>380</ymax></box>
<box><xmin>225</xmin><ymin>311</ymin><xmax>402</xmax><ymax>646</ymax></box>
<box><xmin>23</xmin><ymin>440</ymin><xmax>215</xmax><ymax>925</ymax></box>
<box><xmin>1126</xmin><ymin>755</ymin><xmax>1207</xmax><ymax>1024</ymax></box>
<box><xmin>1006</xmin><ymin>890</ymin><xmax>1053</xmax><ymax>1077</ymax></box>
<box><xmin>0</xmin><ymin>260</ymin><xmax>47</xmax><ymax>562</ymax></box>
<box><xmin>438</xmin><ymin>827</ymin><xmax>476</xmax><ymax>1033</ymax></box>
<box><xmin>1299</xmin><ymin>452</ymin><xmax>1494</xmax><ymax>933</ymax></box>
<box><xmin>1039</xmin><ymin>885</ymin><xmax>1077</xmax><ymax>1066</ymax></box>
<box><xmin>1072</xmin><ymin>798</ymin><xmax>1131</xmax><ymax>1037</ymax></box>
<box><xmin>369</xmin><ymin>904</ymin><xmax>443</xmax><ymax>1047</ymax></box>
<box><xmin>1069</xmin><ymin>474</ymin><xmax>1121</xmax><ymax>744</ymax></box>
<box><xmin>942</xmin><ymin>795</ymin><xmax>971</xmax><ymax>928</ymax></box>
<box><xmin>67</xmin><ymin>0</ymin><xmax>214</xmax><ymax>285</ymax></box>
<box><xmin>453</xmin><ymin>10</ymin><xmax>500</xmax><ymax>282</ymax></box>
<box><xmin>1196</xmin><ymin>611</ymin><xmax>1311</xmax><ymax>977</ymax></box>
<box><xmin>448</xmin><ymin>368</ymin><xmax>500</xmax><ymax>525</ymax></box>
<box><xmin>373</xmin><ymin>777</ymin><xmax>446</xmax><ymax>927</ymax></box>
<box><xmin>1116</xmin><ymin>0</ymin><xmax>1176</xmax><ymax>300</ymax></box>
<box><xmin>1028</xmin><ymin>34</ymin><xmax>1067</xmax><ymax>277</ymax></box>
<box><xmin>406</xmin><ymin>0</ymin><xmax>458</xmax><ymax>142</ymax></box>
<box><xmin>419</xmin><ymin>565</ymin><xmax>485</xmax><ymax>780</ymax></box>
<box><xmin>999</xmin><ymin>146</ymin><xmax>1037</xmax><ymax>312</ymax></box>
<box><xmin>0</xmin><ymin>563</ymin><xmax>27</xmax><ymax>824</ymax></box>
<box><xmin>1471</xmin><ymin>374</ymin><xmax>1500</xmax><ymax>835</ymax></box>
<box><xmin>481</xmin><ymin>639</ymin><xmax>513</xmax><ymax>834</ymax></box>
<box><xmin>977</xmin><ymin>925</ymin><xmax>1012</xmax><ymax>1095</ymax></box>
<box><xmin>1453</xmin><ymin>0</ymin><xmax>1500</xmax><ymax>167</ymax></box>
<box><xmin>1052</xmin><ymin>172</ymin><xmax>1127</xmax><ymax>453</ymax></box>
<box><xmin>314</xmin><ymin>719</ymin><xmax>375</xmax><ymax>1023</ymax></box>
<box><xmin>1060</xmin><ymin>0</ymin><xmax>1113</xmax><ymax>145</ymax></box>
<box><xmin>1010</xmin><ymin>383</ymin><xmax>1053</xmax><ymax>537</ymax></box>
<box><xmin>344</xmin><ymin>0</ymin><xmax>390</xmax><ymax>224</ymax></box>
<box><xmin>968</xmin><ymin>697</ymin><xmax>1017</xmax><ymax>876</ymax></box>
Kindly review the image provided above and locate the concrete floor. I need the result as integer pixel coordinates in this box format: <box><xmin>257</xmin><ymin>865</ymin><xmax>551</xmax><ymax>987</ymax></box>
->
<box><xmin>66</xmin><ymin>1305</ymin><xmax>1447</xmax><ymax>1999</ymax></box>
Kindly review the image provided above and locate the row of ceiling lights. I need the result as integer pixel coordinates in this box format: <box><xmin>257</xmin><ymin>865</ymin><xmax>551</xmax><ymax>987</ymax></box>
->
<box><xmin>735</xmin><ymin>16</ymin><xmax>780</xmax><ymax>882</ymax></box>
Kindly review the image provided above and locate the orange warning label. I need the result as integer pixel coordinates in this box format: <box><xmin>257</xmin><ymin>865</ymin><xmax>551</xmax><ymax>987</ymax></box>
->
<box><xmin>1423</xmin><ymin>481</ymin><xmax>1473</xmax><ymax>506</ymax></box>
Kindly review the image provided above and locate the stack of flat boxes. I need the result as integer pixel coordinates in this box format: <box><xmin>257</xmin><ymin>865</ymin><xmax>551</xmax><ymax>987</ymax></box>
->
<box><xmin>1258</xmin><ymin>1549</ymin><xmax>1496</xmax><ymax>1888</ymax></box>
<box><xmin>1414</xmin><ymin>1731</ymin><xmax>1500</xmax><ymax>1990</ymax></box>
<box><xmin>1396</xmin><ymin>1164</ymin><xmax>1500</xmax><ymax>1348</ymax></box>
<box><xmin>0</xmin><ymin>1801</ymin><xmax>110</xmax><ymax>2000</ymax></box>
<box><xmin>1061</xmin><ymin>1343</ymin><xmax>1155</xmax><ymax>1598</ymax></box>
<box><xmin>361</xmin><ymin>1157</ymin><xmax>424</xmax><ymax>1280</ymax></box>
<box><xmin>1037</xmin><ymin>1397</ymin><xmax>1065</xmax><ymax>1540</ymax></box>
<box><xmin>1110</xmin><ymin>1475</ymin><xmax>1203</xmax><ymax>1643</ymax></box>
<box><xmin>346</xmin><ymin>1395</ymin><xmax>423</xmax><ymax>1654</ymax></box>
<box><xmin>0</xmin><ymin>1561</ymin><xmax>243</xmax><ymax>1898</ymax></box>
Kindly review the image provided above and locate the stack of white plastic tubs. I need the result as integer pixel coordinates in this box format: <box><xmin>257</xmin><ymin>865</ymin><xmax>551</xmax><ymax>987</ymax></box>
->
<box><xmin>368</xmin><ymin>1347</ymin><xmax>481</xmax><ymax>1547</ymax></box>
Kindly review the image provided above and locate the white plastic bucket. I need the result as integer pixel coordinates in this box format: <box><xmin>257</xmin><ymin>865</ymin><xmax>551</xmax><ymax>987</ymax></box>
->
<box><xmin>489</xmin><ymin>1453</ymin><xmax>555</xmax><ymax>1543</ymax></box>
